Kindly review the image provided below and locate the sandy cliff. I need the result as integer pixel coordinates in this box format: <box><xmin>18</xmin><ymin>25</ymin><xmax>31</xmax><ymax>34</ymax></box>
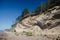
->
<box><xmin>9</xmin><ymin>6</ymin><xmax>60</xmax><ymax>40</ymax></box>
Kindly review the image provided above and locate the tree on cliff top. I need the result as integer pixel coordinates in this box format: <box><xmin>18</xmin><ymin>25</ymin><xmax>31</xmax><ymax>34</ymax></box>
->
<box><xmin>21</xmin><ymin>8</ymin><xmax>29</xmax><ymax>17</ymax></box>
<box><xmin>16</xmin><ymin>8</ymin><xmax>29</xmax><ymax>21</ymax></box>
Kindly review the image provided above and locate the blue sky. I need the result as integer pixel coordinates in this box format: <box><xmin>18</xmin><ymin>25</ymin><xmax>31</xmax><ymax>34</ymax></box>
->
<box><xmin>0</xmin><ymin>0</ymin><xmax>47</xmax><ymax>30</ymax></box>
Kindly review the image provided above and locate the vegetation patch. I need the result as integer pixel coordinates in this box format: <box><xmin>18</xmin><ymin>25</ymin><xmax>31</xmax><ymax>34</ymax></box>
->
<box><xmin>23</xmin><ymin>31</ymin><xmax>32</xmax><ymax>36</ymax></box>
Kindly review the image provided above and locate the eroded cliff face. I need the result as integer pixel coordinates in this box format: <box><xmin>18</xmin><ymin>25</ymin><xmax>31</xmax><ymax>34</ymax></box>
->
<box><xmin>10</xmin><ymin>6</ymin><xmax>60</xmax><ymax>37</ymax></box>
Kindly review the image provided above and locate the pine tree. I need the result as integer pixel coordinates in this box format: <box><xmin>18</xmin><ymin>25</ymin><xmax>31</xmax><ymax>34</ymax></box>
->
<box><xmin>41</xmin><ymin>2</ymin><xmax>48</xmax><ymax>12</ymax></box>
<box><xmin>48</xmin><ymin>0</ymin><xmax>60</xmax><ymax>8</ymax></box>
<box><xmin>35</xmin><ymin>6</ymin><xmax>41</xmax><ymax>14</ymax></box>
<box><xmin>21</xmin><ymin>8</ymin><xmax>29</xmax><ymax>17</ymax></box>
<box><xmin>16</xmin><ymin>8</ymin><xmax>29</xmax><ymax>21</ymax></box>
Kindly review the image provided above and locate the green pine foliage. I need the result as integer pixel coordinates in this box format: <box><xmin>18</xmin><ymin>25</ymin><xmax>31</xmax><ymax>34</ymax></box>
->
<box><xmin>21</xmin><ymin>8</ymin><xmax>29</xmax><ymax>17</ymax></box>
<box><xmin>16</xmin><ymin>0</ymin><xmax>60</xmax><ymax>21</ymax></box>
<box><xmin>16</xmin><ymin>8</ymin><xmax>29</xmax><ymax>21</ymax></box>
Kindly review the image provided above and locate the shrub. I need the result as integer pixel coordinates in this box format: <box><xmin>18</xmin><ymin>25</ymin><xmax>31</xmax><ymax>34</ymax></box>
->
<box><xmin>23</xmin><ymin>31</ymin><xmax>32</xmax><ymax>36</ymax></box>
